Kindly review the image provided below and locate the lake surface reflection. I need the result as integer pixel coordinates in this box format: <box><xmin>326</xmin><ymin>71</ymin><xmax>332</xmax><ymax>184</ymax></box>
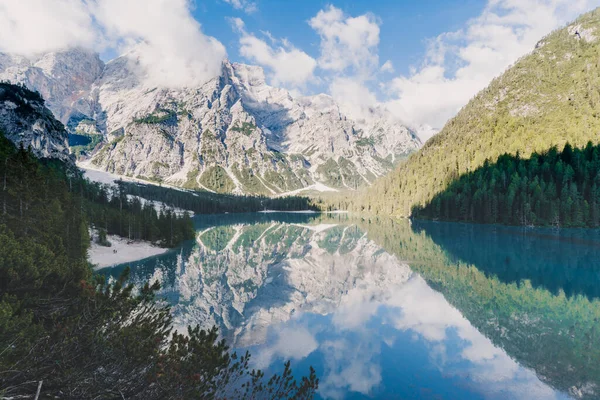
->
<box><xmin>101</xmin><ymin>213</ymin><xmax>600</xmax><ymax>399</ymax></box>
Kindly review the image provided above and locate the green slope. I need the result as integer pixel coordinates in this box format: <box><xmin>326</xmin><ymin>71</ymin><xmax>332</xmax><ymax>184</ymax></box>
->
<box><xmin>338</xmin><ymin>8</ymin><xmax>600</xmax><ymax>216</ymax></box>
<box><xmin>412</xmin><ymin>143</ymin><xmax>600</xmax><ymax>227</ymax></box>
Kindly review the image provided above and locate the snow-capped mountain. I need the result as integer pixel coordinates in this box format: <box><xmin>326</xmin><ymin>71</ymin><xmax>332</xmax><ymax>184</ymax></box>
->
<box><xmin>0</xmin><ymin>49</ymin><xmax>421</xmax><ymax>194</ymax></box>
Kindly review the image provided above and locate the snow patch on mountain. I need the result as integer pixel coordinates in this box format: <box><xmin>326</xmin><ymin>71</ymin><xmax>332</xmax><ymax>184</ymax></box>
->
<box><xmin>0</xmin><ymin>49</ymin><xmax>421</xmax><ymax>194</ymax></box>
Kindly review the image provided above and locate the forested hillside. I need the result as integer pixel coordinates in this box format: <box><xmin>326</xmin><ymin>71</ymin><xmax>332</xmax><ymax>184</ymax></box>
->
<box><xmin>82</xmin><ymin>181</ymin><xmax>195</xmax><ymax>248</ymax></box>
<box><xmin>412</xmin><ymin>142</ymin><xmax>600</xmax><ymax>227</ymax></box>
<box><xmin>115</xmin><ymin>180</ymin><xmax>318</xmax><ymax>215</ymax></box>
<box><xmin>325</xmin><ymin>8</ymin><xmax>600</xmax><ymax>217</ymax></box>
<box><xmin>0</xmin><ymin>83</ymin><xmax>318</xmax><ymax>398</ymax></box>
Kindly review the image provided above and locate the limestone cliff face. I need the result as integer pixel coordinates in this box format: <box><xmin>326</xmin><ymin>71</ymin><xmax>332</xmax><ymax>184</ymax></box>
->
<box><xmin>0</xmin><ymin>83</ymin><xmax>71</xmax><ymax>163</ymax></box>
<box><xmin>0</xmin><ymin>49</ymin><xmax>421</xmax><ymax>194</ymax></box>
<box><xmin>0</xmin><ymin>50</ymin><xmax>104</xmax><ymax>125</ymax></box>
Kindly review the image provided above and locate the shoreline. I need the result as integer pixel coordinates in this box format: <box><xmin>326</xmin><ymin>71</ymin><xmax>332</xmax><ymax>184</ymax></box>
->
<box><xmin>88</xmin><ymin>233</ymin><xmax>170</xmax><ymax>270</ymax></box>
<box><xmin>257</xmin><ymin>210</ymin><xmax>348</xmax><ymax>214</ymax></box>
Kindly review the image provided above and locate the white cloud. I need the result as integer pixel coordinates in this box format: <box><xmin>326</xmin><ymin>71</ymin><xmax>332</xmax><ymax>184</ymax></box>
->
<box><xmin>223</xmin><ymin>0</ymin><xmax>257</xmax><ymax>14</ymax></box>
<box><xmin>308</xmin><ymin>6</ymin><xmax>395</xmax><ymax>121</ymax></box>
<box><xmin>93</xmin><ymin>0</ymin><xmax>226</xmax><ymax>88</ymax></box>
<box><xmin>384</xmin><ymin>0</ymin><xmax>600</xmax><ymax>134</ymax></box>
<box><xmin>380</xmin><ymin>60</ymin><xmax>394</xmax><ymax>73</ymax></box>
<box><xmin>309</xmin><ymin>5</ymin><xmax>380</xmax><ymax>78</ymax></box>
<box><xmin>329</xmin><ymin>78</ymin><xmax>378</xmax><ymax>120</ymax></box>
<box><xmin>0</xmin><ymin>0</ymin><xmax>98</xmax><ymax>55</ymax></box>
<box><xmin>0</xmin><ymin>0</ymin><xmax>226</xmax><ymax>88</ymax></box>
<box><xmin>231</xmin><ymin>18</ymin><xmax>316</xmax><ymax>88</ymax></box>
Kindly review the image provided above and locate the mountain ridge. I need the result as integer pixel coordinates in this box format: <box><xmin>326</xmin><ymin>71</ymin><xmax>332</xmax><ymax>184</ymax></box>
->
<box><xmin>342</xmin><ymin>7</ymin><xmax>600</xmax><ymax>216</ymax></box>
<box><xmin>0</xmin><ymin>82</ymin><xmax>72</xmax><ymax>163</ymax></box>
<box><xmin>0</xmin><ymin>49</ymin><xmax>420</xmax><ymax>195</ymax></box>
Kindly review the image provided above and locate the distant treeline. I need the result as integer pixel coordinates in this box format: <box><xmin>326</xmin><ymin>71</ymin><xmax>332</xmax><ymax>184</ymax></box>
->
<box><xmin>413</xmin><ymin>142</ymin><xmax>600</xmax><ymax>227</ymax></box>
<box><xmin>81</xmin><ymin>182</ymin><xmax>195</xmax><ymax>247</ymax></box>
<box><xmin>116</xmin><ymin>180</ymin><xmax>318</xmax><ymax>214</ymax></box>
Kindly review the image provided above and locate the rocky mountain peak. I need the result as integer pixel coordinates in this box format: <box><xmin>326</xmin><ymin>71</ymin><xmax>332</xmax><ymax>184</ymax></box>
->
<box><xmin>34</xmin><ymin>48</ymin><xmax>104</xmax><ymax>83</ymax></box>
<box><xmin>0</xmin><ymin>48</ymin><xmax>421</xmax><ymax>195</ymax></box>
<box><xmin>0</xmin><ymin>48</ymin><xmax>104</xmax><ymax>125</ymax></box>
<box><xmin>230</xmin><ymin>61</ymin><xmax>267</xmax><ymax>88</ymax></box>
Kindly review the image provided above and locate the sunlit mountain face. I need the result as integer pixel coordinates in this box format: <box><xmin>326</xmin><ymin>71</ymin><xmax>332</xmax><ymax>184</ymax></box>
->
<box><xmin>101</xmin><ymin>213</ymin><xmax>600</xmax><ymax>399</ymax></box>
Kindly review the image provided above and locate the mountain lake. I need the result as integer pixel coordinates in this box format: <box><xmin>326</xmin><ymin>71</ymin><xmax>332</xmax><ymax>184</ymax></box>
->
<box><xmin>98</xmin><ymin>212</ymin><xmax>600</xmax><ymax>400</ymax></box>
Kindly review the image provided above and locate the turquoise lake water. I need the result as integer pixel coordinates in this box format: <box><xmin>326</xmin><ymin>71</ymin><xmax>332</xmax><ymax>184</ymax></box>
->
<box><xmin>100</xmin><ymin>213</ymin><xmax>600</xmax><ymax>399</ymax></box>
<box><xmin>68</xmin><ymin>133</ymin><xmax>92</xmax><ymax>146</ymax></box>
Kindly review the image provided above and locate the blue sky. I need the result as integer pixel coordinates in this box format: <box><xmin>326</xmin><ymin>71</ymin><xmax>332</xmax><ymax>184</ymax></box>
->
<box><xmin>190</xmin><ymin>0</ymin><xmax>600</xmax><ymax>137</ymax></box>
<box><xmin>198</xmin><ymin>0</ymin><xmax>486</xmax><ymax>77</ymax></box>
<box><xmin>2</xmin><ymin>0</ymin><xmax>600</xmax><ymax>138</ymax></box>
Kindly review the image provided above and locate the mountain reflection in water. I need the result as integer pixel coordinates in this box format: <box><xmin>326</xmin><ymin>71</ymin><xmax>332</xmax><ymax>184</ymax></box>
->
<box><xmin>101</xmin><ymin>213</ymin><xmax>600</xmax><ymax>399</ymax></box>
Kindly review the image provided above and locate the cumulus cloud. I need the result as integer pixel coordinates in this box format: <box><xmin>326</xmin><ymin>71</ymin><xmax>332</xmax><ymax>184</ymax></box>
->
<box><xmin>92</xmin><ymin>0</ymin><xmax>226</xmax><ymax>88</ymax></box>
<box><xmin>231</xmin><ymin>18</ymin><xmax>316</xmax><ymax>88</ymax></box>
<box><xmin>0</xmin><ymin>0</ymin><xmax>226</xmax><ymax>88</ymax></box>
<box><xmin>309</xmin><ymin>5</ymin><xmax>380</xmax><ymax>78</ymax></box>
<box><xmin>380</xmin><ymin>60</ymin><xmax>394</xmax><ymax>73</ymax></box>
<box><xmin>307</xmin><ymin>6</ymin><xmax>392</xmax><ymax>121</ymax></box>
<box><xmin>329</xmin><ymin>78</ymin><xmax>378</xmax><ymax>121</ymax></box>
<box><xmin>223</xmin><ymin>0</ymin><xmax>257</xmax><ymax>14</ymax></box>
<box><xmin>384</xmin><ymin>0</ymin><xmax>600</xmax><ymax>137</ymax></box>
<box><xmin>0</xmin><ymin>0</ymin><xmax>98</xmax><ymax>55</ymax></box>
